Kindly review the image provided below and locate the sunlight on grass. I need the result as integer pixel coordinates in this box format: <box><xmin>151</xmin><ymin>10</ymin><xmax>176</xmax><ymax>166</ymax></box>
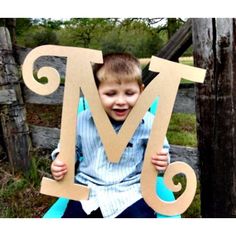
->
<box><xmin>179</xmin><ymin>56</ymin><xmax>193</xmax><ymax>66</ymax></box>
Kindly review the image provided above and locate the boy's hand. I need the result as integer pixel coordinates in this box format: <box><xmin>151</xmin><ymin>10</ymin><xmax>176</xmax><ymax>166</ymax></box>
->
<box><xmin>151</xmin><ymin>148</ymin><xmax>169</xmax><ymax>171</ymax></box>
<box><xmin>51</xmin><ymin>155</ymin><xmax>68</xmax><ymax>181</ymax></box>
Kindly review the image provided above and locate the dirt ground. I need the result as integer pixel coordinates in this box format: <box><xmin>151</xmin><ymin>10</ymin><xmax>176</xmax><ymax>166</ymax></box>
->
<box><xmin>26</xmin><ymin>104</ymin><xmax>62</xmax><ymax>128</ymax></box>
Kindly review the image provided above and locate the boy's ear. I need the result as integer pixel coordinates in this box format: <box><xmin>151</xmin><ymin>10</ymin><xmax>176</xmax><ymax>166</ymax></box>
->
<box><xmin>140</xmin><ymin>84</ymin><xmax>145</xmax><ymax>92</ymax></box>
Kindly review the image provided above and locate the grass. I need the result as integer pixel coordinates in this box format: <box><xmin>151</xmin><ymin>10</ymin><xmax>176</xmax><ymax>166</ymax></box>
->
<box><xmin>167</xmin><ymin>113</ymin><xmax>197</xmax><ymax>147</ymax></box>
<box><xmin>179</xmin><ymin>56</ymin><xmax>193</xmax><ymax>66</ymax></box>
<box><xmin>179</xmin><ymin>57</ymin><xmax>195</xmax><ymax>84</ymax></box>
<box><xmin>0</xmin><ymin>150</ymin><xmax>56</xmax><ymax>218</ymax></box>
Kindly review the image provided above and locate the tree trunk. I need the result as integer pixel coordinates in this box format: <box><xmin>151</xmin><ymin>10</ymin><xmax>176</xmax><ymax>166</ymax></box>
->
<box><xmin>4</xmin><ymin>18</ymin><xmax>16</xmax><ymax>46</ymax></box>
<box><xmin>192</xmin><ymin>18</ymin><xmax>236</xmax><ymax>217</ymax></box>
<box><xmin>0</xmin><ymin>27</ymin><xmax>31</xmax><ymax>172</ymax></box>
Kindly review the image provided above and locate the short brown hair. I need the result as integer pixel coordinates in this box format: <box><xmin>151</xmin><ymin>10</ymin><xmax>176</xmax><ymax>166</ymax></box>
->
<box><xmin>93</xmin><ymin>53</ymin><xmax>142</xmax><ymax>87</ymax></box>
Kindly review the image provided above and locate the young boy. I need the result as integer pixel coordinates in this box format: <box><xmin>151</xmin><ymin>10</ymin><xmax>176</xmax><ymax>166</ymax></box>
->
<box><xmin>51</xmin><ymin>53</ymin><xmax>170</xmax><ymax>218</ymax></box>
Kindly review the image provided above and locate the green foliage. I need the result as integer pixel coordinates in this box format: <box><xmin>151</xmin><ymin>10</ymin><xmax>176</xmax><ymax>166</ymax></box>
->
<box><xmin>24</xmin><ymin>157</ymin><xmax>41</xmax><ymax>187</ymax></box>
<box><xmin>58</xmin><ymin>18</ymin><xmax>110</xmax><ymax>48</ymax></box>
<box><xmin>101</xmin><ymin>20</ymin><xmax>164</xmax><ymax>58</ymax></box>
<box><xmin>58</xmin><ymin>18</ymin><xmax>166</xmax><ymax>57</ymax></box>
<box><xmin>182</xmin><ymin>45</ymin><xmax>193</xmax><ymax>57</ymax></box>
<box><xmin>37</xmin><ymin>18</ymin><xmax>64</xmax><ymax>30</ymax></box>
<box><xmin>15</xmin><ymin>18</ymin><xmax>186</xmax><ymax>58</ymax></box>
<box><xmin>15</xmin><ymin>18</ymin><xmax>33</xmax><ymax>36</ymax></box>
<box><xmin>0</xmin><ymin>178</ymin><xmax>28</xmax><ymax>199</ymax></box>
<box><xmin>166</xmin><ymin>18</ymin><xmax>185</xmax><ymax>39</ymax></box>
<box><xmin>22</xmin><ymin>27</ymin><xmax>59</xmax><ymax>48</ymax></box>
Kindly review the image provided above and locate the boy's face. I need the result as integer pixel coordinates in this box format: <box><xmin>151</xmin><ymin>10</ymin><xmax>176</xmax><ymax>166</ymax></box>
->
<box><xmin>98</xmin><ymin>79</ymin><xmax>143</xmax><ymax>121</ymax></box>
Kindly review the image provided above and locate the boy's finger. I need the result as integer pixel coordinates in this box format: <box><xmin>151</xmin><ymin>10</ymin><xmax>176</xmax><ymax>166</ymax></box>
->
<box><xmin>52</xmin><ymin>165</ymin><xmax>67</xmax><ymax>172</ymax></box>
<box><xmin>155</xmin><ymin>166</ymin><xmax>168</xmax><ymax>171</ymax></box>
<box><xmin>54</xmin><ymin>160</ymin><xmax>66</xmax><ymax>166</ymax></box>
<box><xmin>54</xmin><ymin>175</ymin><xmax>64</xmax><ymax>181</ymax></box>
<box><xmin>152</xmin><ymin>154</ymin><xmax>168</xmax><ymax>161</ymax></box>
<box><xmin>151</xmin><ymin>159</ymin><xmax>168</xmax><ymax>166</ymax></box>
<box><xmin>156</xmin><ymin>150</ymin><xmax>168</xmax><ymax>155</ymax></box>
<box><xmin>53</xmin><ymin>171</ymin><xmax>67</xmax><ymax>178</ymax></box>
<box><xmin>53</xmin><ymin>170</ymin><xmax>67</xmax><ymax>178</ymax></box>
<box><xmin>155</xmin><ymin>148</ymin><xmax>168</xmax><ymax>155</ymax></box>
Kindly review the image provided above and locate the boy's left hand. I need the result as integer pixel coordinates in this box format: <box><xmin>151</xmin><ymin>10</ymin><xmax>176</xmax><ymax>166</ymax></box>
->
<box><xmin>151</xmin><ymin>148</ymin><xmax>169</xmax><ymax>171</ymax></box>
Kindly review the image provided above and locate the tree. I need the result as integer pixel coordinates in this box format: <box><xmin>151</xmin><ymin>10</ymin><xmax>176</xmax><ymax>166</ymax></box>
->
<box><xmin>23</xmin><ymin>27</ymin><xmax>59</xmax><ymax>48</ymax></box>
<box><xmin>192</xmin><ymin>18</ymin><xmax>236</xmax><ymax>217</ymax></box>
<box><xmin>99</xmin><ymin>19</ymin><xmax>164</xmax><ymax>57</ymax></box>
<box><xmin>60</xmin><ymin>18</ymin><xmax>115</xmax><ymax>48</ymax></box>
<box><xmin>167</xmin><ymin>18</ymin><xmax>185</xmax><ymax>39</ymax></box>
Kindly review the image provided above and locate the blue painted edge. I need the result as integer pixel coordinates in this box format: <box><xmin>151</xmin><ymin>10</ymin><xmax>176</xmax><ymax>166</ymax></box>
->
<box><xmin>43</xmin><ymin>198</ymin><xmax>69</xmax><ymax>218</ymax></box>
<box><xmin>156</xmin><ymin>176</ymin><xmax>181</xmax><ymax>218</ymax></box>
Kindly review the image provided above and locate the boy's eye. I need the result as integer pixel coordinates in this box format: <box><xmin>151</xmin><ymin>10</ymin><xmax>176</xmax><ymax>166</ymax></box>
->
<box><xmin>105</xmin><ymin>92</ymin><xmax>116</xmax><ymax>96</ymax></box>
<box><xmin>126</xmin><ymin>91</ymin><xmax>136</xmax><ymax>96</ymax></box>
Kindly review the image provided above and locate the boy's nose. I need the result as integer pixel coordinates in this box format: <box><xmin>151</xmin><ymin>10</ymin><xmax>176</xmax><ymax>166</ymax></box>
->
<box><xmin>116</xmin><ymin>96</ymin><xmax>126</xmax><ymax>105</ymax></box>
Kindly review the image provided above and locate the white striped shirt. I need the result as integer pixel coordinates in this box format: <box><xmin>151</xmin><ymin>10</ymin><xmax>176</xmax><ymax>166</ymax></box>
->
<box><xmin>52</xmin><ymin>109</ymin><xmax>170</xmax><ymax>218</ymax></box>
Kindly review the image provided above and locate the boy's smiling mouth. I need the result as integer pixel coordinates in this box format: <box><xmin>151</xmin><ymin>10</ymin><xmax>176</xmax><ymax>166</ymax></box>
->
<box><xmin>113</xmin><ymin>108</ymin><xmax>129</xmax><ymax>116</ymax></box>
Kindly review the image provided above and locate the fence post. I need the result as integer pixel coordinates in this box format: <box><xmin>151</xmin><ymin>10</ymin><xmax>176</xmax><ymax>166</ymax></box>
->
<box><xmin>193</xmin><ymin>18</ymin><xmax>236</xmax><ymax>217</ymax></box>
<box><xmin>0</xmin><ymin>27</ymin><xmax>31</xmax><ymax>172</ymax></box>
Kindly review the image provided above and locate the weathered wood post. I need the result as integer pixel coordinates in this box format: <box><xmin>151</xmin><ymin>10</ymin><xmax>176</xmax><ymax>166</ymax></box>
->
<box><xmin>0</xmin><ymin>27</ymin><xmax>31</xmax><ymax>171</ymax></box>
<box><xmin>192</xmin><ymin>18</ymin><xmax>236</xmax><ymax>217</ymax></box>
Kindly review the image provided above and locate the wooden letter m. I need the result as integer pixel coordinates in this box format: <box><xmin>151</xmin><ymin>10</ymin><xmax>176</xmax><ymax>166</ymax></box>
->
<box><xmin>22</xmin><ymin>45</ymin><xmax>206</xmax><ymax>216</ymax></box>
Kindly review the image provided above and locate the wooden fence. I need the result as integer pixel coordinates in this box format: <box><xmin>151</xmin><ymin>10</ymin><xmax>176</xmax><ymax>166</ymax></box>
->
<box><xmin>0</xmin><ymin>25</ymin><xmax>198</xmax><ymax>175</ymax></box>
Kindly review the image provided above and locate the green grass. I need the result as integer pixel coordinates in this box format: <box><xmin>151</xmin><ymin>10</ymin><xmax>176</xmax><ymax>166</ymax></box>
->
<box><xmin>167</xmin><ymin>113</ymin><xmax>197</xmax><ymax>147</ymax></box>
<box><xmin>181</xmin><ymin>78</ymin><xmax>194</xmax><ymax>84</ymax></box>
<box><xmin>179</xmin><ymin>56</ymin><xmax>193</xmax><ymax>66</ymax></box>
<box><xmin>179</xmin><ymin>57</ymin><xmax>194</xmax><ymax>84</ymax></box>
<box><xmin>0</xmin><ymin>150</ymin><xmax>56</xmax><ymax>218</ymax></box>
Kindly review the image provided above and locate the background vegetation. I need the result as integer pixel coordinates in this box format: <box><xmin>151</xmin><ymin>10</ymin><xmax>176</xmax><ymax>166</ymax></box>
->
<box><xmin>0</xmin><ymin>18</ymin><xmax>192</xmax><ymax>57</ymax></box>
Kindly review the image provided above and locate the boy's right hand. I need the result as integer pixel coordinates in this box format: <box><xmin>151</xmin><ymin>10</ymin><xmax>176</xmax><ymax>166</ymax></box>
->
<box><xmin>51</xmin><ymin>156</ymin><xmax>68</xmax><ymax>181</ymax></box>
